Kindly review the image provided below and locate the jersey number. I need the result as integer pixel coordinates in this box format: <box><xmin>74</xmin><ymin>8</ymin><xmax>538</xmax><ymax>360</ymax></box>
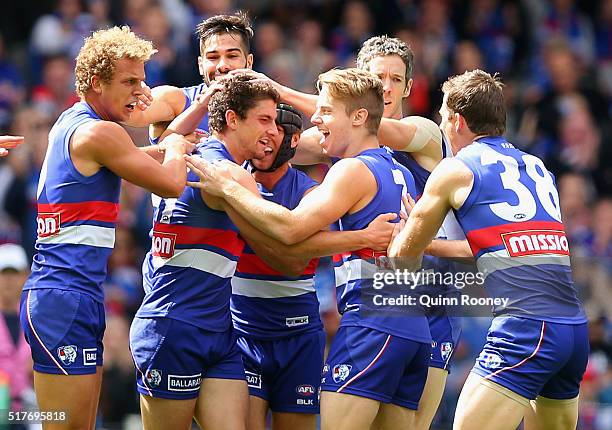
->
<box><xmin>480</xmin><ymin>149</ymin><xmax>561</xmax><ymax>222</ymax></box>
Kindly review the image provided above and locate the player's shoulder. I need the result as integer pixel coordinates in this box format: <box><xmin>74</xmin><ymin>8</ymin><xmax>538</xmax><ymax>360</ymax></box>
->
<box><xmin>75</xmin><ymin>119</ymin><xmax>127</xmax><ymax>144</ymax></box>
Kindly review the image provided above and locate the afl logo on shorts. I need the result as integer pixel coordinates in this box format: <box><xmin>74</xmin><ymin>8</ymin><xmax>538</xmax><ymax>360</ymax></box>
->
<box><xmin>37</xmin><ymin>213</ymin><xmax>61</xmax><ymax>238</ymax></box>
<box><xmin>152</xmin><ymin>231</ymin><xmax>176</xmax><ymax>259</ymax></box>
<box><xmin>332</xmin><ymin>364</ymin><xmax>352</xmax><ymax>383</ymax></box>
<box><xmin>57</xmin><ymin>345</ymin><xmax>77</xmax><ymax>366</ymax></box>
<box><xmin>296</xmin><ymin>384</ymin><xmax>315</xmax><ymax>396</ymax></box>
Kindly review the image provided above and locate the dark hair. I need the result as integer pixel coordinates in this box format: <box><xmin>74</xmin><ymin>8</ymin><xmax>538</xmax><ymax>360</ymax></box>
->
<box><xmin>195</xmin><ymin>11</ymin><xmax>254</xmax><ymax>54</ymax></box>
<box><xmin>357</xmin><ymin>35</ymin><xmax>414</xmax><ymax>82</ymax></box>
<box><xmin>441</xmin><ymin>69</ymin><xmax>506</xmax><ymax>136</ymax></box>
<box><xmin>208</xmin><ymin>74</ymin><xmax>280</xmax><ymax>133</ymax></box>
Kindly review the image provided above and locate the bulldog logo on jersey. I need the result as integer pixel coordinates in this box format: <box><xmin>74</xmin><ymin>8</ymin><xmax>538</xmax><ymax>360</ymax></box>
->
<box><xmin>145</xmin><ymin>369</ymin><xmax>162</xmax><ymax>388</ymax></box>
<box><xmin>57</xmin><ymin>345</ymin><xmax>77</xmax><ymax>366</ymax></box>
<box><xmin>152</xmin><ymin>231</ymin><xmax>176</xmax><ymax>259</ymax></box>
<box><xmin>332</xmin><ymin>364</ymin><xmax>352</xmax><ymax>383</ymax></box>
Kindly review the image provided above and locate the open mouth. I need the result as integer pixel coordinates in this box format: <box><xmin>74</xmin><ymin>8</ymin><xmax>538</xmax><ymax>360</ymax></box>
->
<box><xmin>258</xmin><ymin>137</ymin><xmax>274</xmax><ymax>157</ymax></box>
<box><xmin>125</xmin><ymin>101</ymin><xmax>137</xmax><ymax>112</ymax></box>
<box><xmin>384</xmin><ymin>101</ymin><xmax>392</xmax><ymax>107</ymax></box>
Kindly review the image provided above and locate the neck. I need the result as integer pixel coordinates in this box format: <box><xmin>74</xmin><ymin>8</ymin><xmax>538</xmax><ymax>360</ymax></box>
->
<box><xmin>254</xmin><ymin>163</ymin><xmax>289</xmax><ymax>190</ymax></box>
<box><xmin>213</xmin><ymin>132</ymin><xmax>246</xmax><ymax>165</ymax></box>
<box><xmin>340</xmin><ymin>132</ymin><xmax>380</xmax><ymax>158</ymax></box>
<box><xmin>83</xmin><ymin>95</ymin><xmax>107</xmax><ymax>120</ymax></box>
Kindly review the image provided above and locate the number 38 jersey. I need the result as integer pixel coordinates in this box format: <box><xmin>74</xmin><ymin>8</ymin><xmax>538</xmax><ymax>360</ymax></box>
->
<box><xmin>454</xmin><ymin>136</ymin><xmax>586</xmax><ymax>324</ymax></box>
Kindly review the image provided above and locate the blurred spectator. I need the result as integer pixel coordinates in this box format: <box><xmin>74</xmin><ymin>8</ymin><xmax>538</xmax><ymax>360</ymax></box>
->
<box><xmin>30</xmin><ymin>55</ymin><xmax>79</xmax><ymax>120</ymax></box>
<box><xmin>87</xmin><ymin>0</ymin><xmax>112</xmax><ymax>31</ymax></box>
<box><xmin>452</xmin><ymin>40</ymin><xmax>484</xmax><ymax>75</ymax></box>
<box><xmin>330</xmin><ymin>0</ymin><xmax>374</xmax><ymax>65</ymax></box>
<box><xmin>291</xmin><ymin>20</ymin><xmax>335</xmax><ymax>92</ymax></box>
<box><xmin>138</xmin><ymin>5</ymin><xmax>177</xmax><ymax>87</ymax></box>
<box><xmin>0</xmin><ymin>244</ymin><xmax>32</xmax><ymax>414</ymax></box>
<box><xmin>0</xmin><ymin>33</ymin><xmax>25</xmax><ymax>130</ymax></box>
<box><xmin>30</xmin><ymin>0</ymin><xmax>94</xmax><ymax>60</ymax></box>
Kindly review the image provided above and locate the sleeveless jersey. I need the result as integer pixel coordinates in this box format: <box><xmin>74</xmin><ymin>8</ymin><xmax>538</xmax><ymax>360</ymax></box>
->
<box><xmin>24</xmin><ymin>102</ymin><xmax>121</xmax><ymax>303</ymax></box>
<box><xmin>150</xmin><ymin>83</ymin><xmax>209</xmax><ymax>145</ymax></box>
<box><xmin>454</xmin><ymin>136</ymin><xmax>586</xmax><ymax>323</ymax></box>
<box><xmin>137</xmin><ymin>138</ymin><xmax>244</xmax><ymax>331</ymax></box>
<box><xmin>231</xmin><ymin>167</ymin><xmax>323</xmax><ymax>339</ymax></box>
<box><xmin>334</xmin><ymin>148</ymin><xmax>431</xmax><ymax>343</ymax></box>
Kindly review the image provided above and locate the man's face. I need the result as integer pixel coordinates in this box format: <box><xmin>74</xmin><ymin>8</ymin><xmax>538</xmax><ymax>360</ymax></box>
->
<box><xmin>198</xmin><ymin>33</ymin><xmax>253</xmax><ymax>85</ymax></box>
<box><xmin>250</xmin><ymin>124</ymin><xmax>285</xmax><ymax>171</ymax></box>
<box><xmin>0</xmin><ymin>269</ymin><xmax>27</xmax><ymax>305</ymax></box>
<box><xmin>234</xmin><ymin>98</ymin><xmax>278</xmax><ymax>160</ymax></box>
<box><xmin>97</xmin><ymin>58</ymin><xmax>146</xmax><ymax>122</ymax></box>
<box><xmin>365</xmin><ymin>54</ymin><xmax>411</xmax><ymax>119</ymax></box>
<box><xmin>311</xmin><ymin>85</ymin><xmax>352</xmax><ymax>158</ymax></box>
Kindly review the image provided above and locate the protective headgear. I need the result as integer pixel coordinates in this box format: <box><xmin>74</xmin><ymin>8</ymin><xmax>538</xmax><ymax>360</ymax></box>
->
<box><xmin>252</xmin><ymin>103</ymin><xmax>302</xmax><ymax>172</ymax></box>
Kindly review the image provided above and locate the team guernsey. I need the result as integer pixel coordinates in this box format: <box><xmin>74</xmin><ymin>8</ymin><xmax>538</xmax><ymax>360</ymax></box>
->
<box><xmin>150</xmin><ymin>83</ymin><xmax>209</xmax><ymax>145</ymax></box>
<box><xmin>21</xmin><ymin>101</ymin><xmax>120</xmax><ymax>375</ymax></box>
<box><xmin>391</xmin><ymin>138</ymin><xmax>463</xmax><ymax>371</ymax></box>
<box><xmin>321</xmin><ymin>147</ymin><xmax>431</xmax><ymax>409</ymax></box>
<box><xmin>232</xmin><ymin>167</ymin><xmax>325</xmax><ymax>413</ymax></box>
<box><xmin>130</xmin><ymin>138</ymin><xmax>246</xmax><ymax>400</ymax></box>
<box><xmin>454</xmin><ymin>135</ymin><xmax>588</xmax><ymax>401</ymax></box>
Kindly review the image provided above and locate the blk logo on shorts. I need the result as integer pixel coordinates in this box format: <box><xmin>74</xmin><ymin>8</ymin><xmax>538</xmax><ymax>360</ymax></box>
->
<box><xmin>332</xmin><ymin>364</ymin><xmax>352</xmax><ymax>383</ymax></box>
<box><xmin>57</xmin><ymin>345</ymin><xmax>77</xmax><ymax>366</ymax></box>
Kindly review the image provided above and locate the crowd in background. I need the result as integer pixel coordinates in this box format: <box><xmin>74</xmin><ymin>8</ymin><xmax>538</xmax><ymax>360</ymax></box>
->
<box><xmin>0</xmin><ymin>0</ymin><xmax>610</xmax><ymax>429</ymax></box>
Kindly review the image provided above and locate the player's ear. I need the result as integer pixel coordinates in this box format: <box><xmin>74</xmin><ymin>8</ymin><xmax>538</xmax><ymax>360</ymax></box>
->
<box><xmin>455</xmin><ymin>112</ymin><xmax>465</xmax><ymax>133</ymax></box>
<box><xmin>352</xmin><ymin>108</ymin><xmax>369</xmax><ymax>126</ymax></box>
<box><xmin>197</xmin><ymin>56</ymin><xmax>205</xmax><ymax>77</ymax></box>
<box><xmin>246</xmin><ymin>54</ymin><xmax>254</xmax><ymax>69</ymax></box>
<box><xmin>403</xmin><ymin>78</ymin><xmax>413</xmax><ymax>97</ymax></box>
<box><xmin>225</xmin><ymin>109</ymin><xmax>239</xmax><ymax>130</ymax></box>
<box><xmin>290</xmin><ymin>131</ymin><xmax>301</xmax><ymax>148</ymax></box>
<box><xmin>90</xmin><ymin>75</ymin><xmax>102</xmax><ymax>94</ymax></box>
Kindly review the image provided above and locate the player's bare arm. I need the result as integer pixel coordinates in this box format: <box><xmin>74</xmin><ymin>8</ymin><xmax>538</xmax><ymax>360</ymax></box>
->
<box><xmin>227</xmin><ymin>208</ymin><xmax>397</xmax><ymax>276</ymax></box>
<box><xmin>388</xmin><ymin>158</ymin><xmax>473</xmax><ymax>269</ymax></box>
<box><xmin>425</xmin><ymin>239</ymin><xmax>475</xmax><ymax>264</ymax></box>
<box><xmin>0</xmin><ymin>135</ymin><xmax>24</xmax><ymax>157</ymax></box>
<box><xmin>72</xmin><ymin>120</ymin><xmax>188</xmax><ymax>197</ymax></box>
<box><xmin>378</xmin><ymin>116</ymin><xmax>443</xmax><ymax>171</ymax></box>
<box><xmin>122</xmin><ymin>84</ymin><xmax>187</xmax><ymax>128</ymax></box>
<box><xmin>187</xmin><ymin>155</ymin><xmax>378</xmax><ymax>245</ymax></box>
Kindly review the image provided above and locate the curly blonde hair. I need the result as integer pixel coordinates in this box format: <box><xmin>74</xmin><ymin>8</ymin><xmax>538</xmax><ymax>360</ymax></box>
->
<box><xmin>75</xmin><ymin>26</ymin><xmax>157</xmax><ymax>98</ymax></box>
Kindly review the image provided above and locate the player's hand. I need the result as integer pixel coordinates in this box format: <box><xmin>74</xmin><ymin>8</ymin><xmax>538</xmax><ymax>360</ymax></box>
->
<box><xmin>184</xmin><ymin>155</ymin><xmax>234</xmax><ymax>197</ymax></box>
<box><xmin>195</xmin><ymin>81</ymin><xmax>224</xmax><ymax>107</ymax></box>
<box><xmin>363</xmin><ymin>213</ymin><xmax>397</xmax><ymax>251</ymax></box>
<box><xmin>161</xmin><ymin>133</ymin><xmax>190</xmax><ymax>155</ymax></box>
<box><xmin>0</xmin><ymin>135</ymin><xmax>24</xmax><ymax>157</ymax></box>
<box><xmin>227</xmin><ymin>69</ymin><xmax>282</xmax><ymax>91</ymax></box>
<box><xmin>401</xmin><ymin>193</ymin><xmax>415</xmax><ymax>218</ymax></box>
<box><xmin>136</xmin><ymin>81</ymin><xmax>153</xmax><ymax>111</ymax></box>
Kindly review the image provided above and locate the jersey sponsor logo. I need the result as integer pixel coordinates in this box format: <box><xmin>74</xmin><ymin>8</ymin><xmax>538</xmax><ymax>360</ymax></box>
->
<box><xmin>332</xmin><ymin>364</ymin><xmax>352</xmax><ymax>383</ymax></box>
<box><xmin>145</xmin><ymin>369</ymin><xmax>162</xmax><ymax>388</ymax></box>
<box><xmin>440</xmin><ymin>342</ymin><xmax>453</xmax><ymax>361</ymax></box>
<box><xmin>83</xmin><ymin>348</ymin><xmax>97</xmax><ymax>366</ymax></box>
<box><xmin>57</xmin><ymin>345</ymin><xmax>77</xmax><ymax>366</ymax></box>
<box><xmin>501</xmin><ymin>229</ymin><xmax>569</xmax><ymax>257</ymax></box>
<box><xmin>37</xmin><ymin>212</ymin><xmax>61</xmax><ymax>237</ymax></box>
<box><xmin>245</xmin><ymin>371</ymin><xmax>262</xmax><ymax>389</ymax></box>
<box><xmin>296</xmin><ymin>384</ymin><xmax>315</xmax><ymax>396</ymax></box>
<box><xmin>152</xmin><ymin>231</ymin><xmax>176</xmax><ymax>259</ymax></box>
<box><xmin>168</xmin><ymin>373</ymin><xmax>202</xmax><ymax>391</ymax></box>
<box><xmin>286</xmin><ymin>316</ymin><xmax>309</xmax><ymax>327</ymax></box>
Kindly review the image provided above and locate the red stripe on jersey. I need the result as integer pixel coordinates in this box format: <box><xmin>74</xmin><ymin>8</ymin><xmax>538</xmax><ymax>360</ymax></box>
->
<box><xmin>237</xmin><ymin>253</ymin><xmax>318</xmax><ymax>277</ymax></box>
<box><xmin>153</xmin><ymin>223</ymin><xmax>244</xmax><ymax>257</ymax></box>
<box><xmin>467</xmin><ymin>220</ymin><xmax>566</xmax><ymax>256</ymax></box>
<box><xmin>38</xmin><ymin>201</ymin><xmax>119</xmax><ymax>224</ymax></box>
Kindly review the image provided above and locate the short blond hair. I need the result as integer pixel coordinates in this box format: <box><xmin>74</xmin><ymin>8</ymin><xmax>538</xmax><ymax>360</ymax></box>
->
<box><xmin>317</xmin><ymin>68</ymin><xmax>384</xmax><ymax>135</ymax></box>
<box><xmin>75</xmin><ymin>26</ymin><xmax>157</xmax><ymax>97</ymax></box>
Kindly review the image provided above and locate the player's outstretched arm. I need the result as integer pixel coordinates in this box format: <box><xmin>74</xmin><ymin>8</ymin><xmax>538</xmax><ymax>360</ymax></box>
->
<box><xmin>228</xmin><ymin>69</ymin><xmax>318</xmax><ymax>117</ymax></box>
<box><xmin>388</xmin><ymin>158</ymin><xmax>473</xmax><ymax>270</ymax></box>
<box><xmin>228</xmin><ymin>209</ymin><xmax>397</xmax><ymax>276</ymax></box>
<box><xmin>76</xmin><ymin>121</ymin><xmax>188</xmax><ymax>197</ymax></box>
<box><xmin>378</xmin><ymin>116</ymin><xmax>443</xmax><ymax>170</ymax></box>
<box><xmin>186</xmin><ymin>156</ymin><xmax>372</xmax><ymax>244</ymax></box>
<box><xmin>0</xmin><ymin>135</ymin><xmax>24</xmax><ymax>157</ymax></box>
<box><xmin>425</xmin><ymin>239</ymin><xmax>475</xmax><ymax>264</ymax></box>
<box><xmin>123</xmin><ymin>84</ymin><xmax>187</xmax><ymax>128</ymax></box>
